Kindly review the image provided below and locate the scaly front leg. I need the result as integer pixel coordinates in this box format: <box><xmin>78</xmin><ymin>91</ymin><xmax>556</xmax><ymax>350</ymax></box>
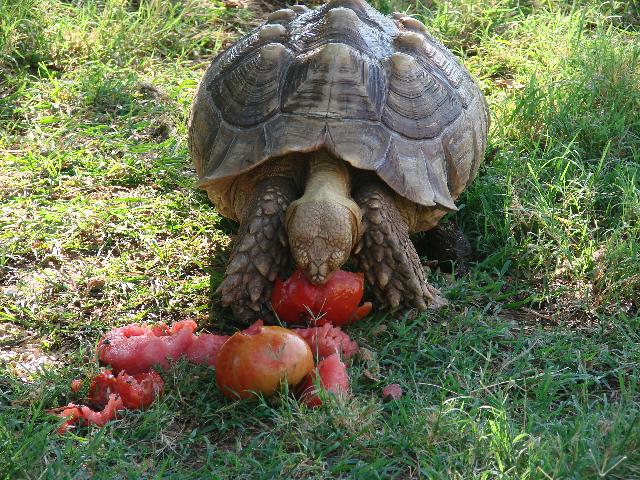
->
<box><xmin>219</xmin><ymin>176</ymin><xmax>298</xmax><ymax>325</ymax></box>
<box><xmin>353</xmin><ymin>179</ymin><xmax>447</xmax><ymax>311</ymax></box>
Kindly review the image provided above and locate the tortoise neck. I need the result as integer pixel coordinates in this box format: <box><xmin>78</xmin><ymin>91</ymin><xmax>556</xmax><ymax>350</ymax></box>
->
<box><xmin>303</xmin><ymin>150</ymin><xmax>351</xmax><ymax>201</ymax></box>
<box><xmin>299</xmin><ymin>152</ymin><xmax>362</xmax><ymax>240</ymax></box>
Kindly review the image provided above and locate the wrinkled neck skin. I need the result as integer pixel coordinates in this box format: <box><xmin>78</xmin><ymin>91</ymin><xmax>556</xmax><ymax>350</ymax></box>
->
<box><xmin>286</xmin><ymin>150</ymin><xmax>362</xmax><ymax>285</ymax></box>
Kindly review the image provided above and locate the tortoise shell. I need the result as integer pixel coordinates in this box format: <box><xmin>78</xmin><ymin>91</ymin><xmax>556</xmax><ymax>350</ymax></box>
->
<box><xmin>189</xmin><ymin>0</ymin><xmax>489</xmax><ymax>231</ymax></box>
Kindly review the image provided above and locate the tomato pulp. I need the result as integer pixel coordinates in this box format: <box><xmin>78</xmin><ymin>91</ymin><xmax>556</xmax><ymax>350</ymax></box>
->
<box><xmin>298</xmin><ymin>353</ymin><xmax>349</xmax><ymax>407</ymax></box>
<box><xmin>88</xmin><ymin>370</ymin><xmax>164</xmax><ymax>410</ymax></box>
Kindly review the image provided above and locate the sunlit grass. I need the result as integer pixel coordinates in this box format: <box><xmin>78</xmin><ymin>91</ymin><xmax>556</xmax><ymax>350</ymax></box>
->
<box><xmin>1</xmin><ymin>0</ymin><xmax>639</xmax><ymax>478</ymax></box>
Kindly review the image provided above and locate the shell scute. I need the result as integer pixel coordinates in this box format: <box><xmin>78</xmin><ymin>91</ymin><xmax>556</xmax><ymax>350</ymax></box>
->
<box><xmin>324</xmin><ymin>120</ymin><xmax>390</xmax><ymax>170</ymax></box>
<box><xmin>382</xmin><ymin>52</ymin><xmax>462</xmax><ymax>139</ymax></box>
<box><xmin>442</xmin><ymin>114</ymin><xmax>476</xmax><ymax>198</ymax></box>
<box><xmin>258</xmin><ymin>24</ymin><xmax>287</xmax><ymax>42</ymax></box>
<box><xmin>325</xmin><ymin>0</ymin><xmax>399</xmax><ymax>36</ymax></box>
<box><xmin>202</xmin><ymin>123</ymin><xmax>266</xmax><ymax>181</ymax></box>
<box><xmin>267</xmin><ymin>9</ymin><xmax>297</xmax><ymax>24</ymax></box>
<box><xmin>263</xmin><ymin>114</ymin><xmax>327</xmax><ymax>158</ymax></box>
<box><xmin>377</xmin><ymin>137</ymin><xmax>436</xmax><ymax>208</ymax></box>
<box><xmin>282</xmin><ymin>43</ymin><xmax>386</xmax><ymax>121</ymax></box>
<box><xmin>288</xmin><ymin>7</ymin><xmax>393</xmax><ymax>61</ymax></box>
<box><xmin>209</xmin><ymin>43</ymin><xmax>293</xmax><ymax>128</ymax></box>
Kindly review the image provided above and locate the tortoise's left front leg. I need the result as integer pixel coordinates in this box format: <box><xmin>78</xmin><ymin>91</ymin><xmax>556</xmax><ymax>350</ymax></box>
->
<box><xmin>219</xmin><ymin>176</ymin><xmax>298</xmax><ymax>325</ymax></box>
<box><xmin>352</xmin><ymin>179</ymin><xmax>447</xmax><ymax>312</ymax></box>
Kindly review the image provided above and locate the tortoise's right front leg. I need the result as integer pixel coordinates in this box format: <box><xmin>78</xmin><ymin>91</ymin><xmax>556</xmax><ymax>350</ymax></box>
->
<box><xmin>219</xmin><ymin>176</ymin><xmax>298</xmax><ymax>325</ymax></box>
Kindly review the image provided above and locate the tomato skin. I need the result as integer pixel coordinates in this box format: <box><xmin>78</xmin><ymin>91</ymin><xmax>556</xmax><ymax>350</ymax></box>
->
<box><xmin>87</xmin><ymin>370</ymin><xmax>116</xmax><ymax>406</ymax></box>
<box><xmin>56</xmin><ymin>393</ymin><xmax>126</xmax><ymax>433</ymax></box>
<box><xmin>216</xmin><ymin>325</ymin><xmax>314</xmax><ymax>399</ymax></box>
<box><xmin>272</xmin><ymin>269</ymin><xmax>371</xmax><ymax>326</ymax></box>
<box><xmin>271</xmin><ymin>271</ymin><xmax>317</xmax><ymax>324</ymax></box>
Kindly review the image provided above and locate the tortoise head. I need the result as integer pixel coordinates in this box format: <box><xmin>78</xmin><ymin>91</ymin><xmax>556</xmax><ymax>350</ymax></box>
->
<box><xmin>285</xmin><ymin>151</ymin><xmax>362</xmax><ymax>285</ymax></box>
<box><xmin>287</xmin><ymin>199</ymin><xmax>358</xmax><ymax>284</ymax></box>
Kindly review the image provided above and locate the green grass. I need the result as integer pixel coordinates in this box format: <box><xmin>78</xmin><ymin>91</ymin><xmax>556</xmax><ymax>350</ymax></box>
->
<box><xmin>1</xmin><ymin>0</ymin><xmax>639</xmax><ymax>478</ymax></box>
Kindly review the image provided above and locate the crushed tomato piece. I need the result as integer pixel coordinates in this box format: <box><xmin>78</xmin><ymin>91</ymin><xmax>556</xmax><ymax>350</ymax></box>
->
<box><xmin>115</xmin><ymin>371</ymin><xmax>164</xmax><ymax>409</ymax></box>
<box><xmin>97</xmin><ymin>320</ymin><xmax>197</xmax><ymax>374</ymax></box>
<box><xmin>70</xmin><ymin>379</ymin><xmax>83</xmax><ymax>393</ymax></box>
<box><xmin>54</xmin><ymin>369</ymin><xmax>164</xmax><ymax>433</ymax></box>
<box><xmin>185</xmin><ymin>333</ymin><xmax>230</xmax><ymax>366</ymax></box>
<box><xmin>298</xmin><ymin>354</ymin><xmax>350</xmax><ymax>407</ymax></box>
<box><xmin>382</xmin><ymin>383</ymin><xmax>403</xmax><ymax>401</ymax></box>
<box><xmin>97</xmin><ymin>320</ymin><xmax>232</xmax><ymax>372</ymax></box>
<box><xmin>272</xmin><ymin>269</ymin><xmax>372</xmax><ymax>326</ymax></box>
<box><xmin>88</xmin><ymin>370</ymin><xmax>164</xmax><ymax>409</ymax></box>
<box><xmin>87</xmin><ymin>369</ymin><xmax>117</xmax><ymax>406</ymax></box>
<box><xmin>241</xmin><ymin>320</ymin><xmax>264</xmax><ymax>336</ymax></box>
<box><xmin>294</xmin><ymin>323</ymin><xmax>359</xmax><ymax>360</ymax></box>
<box><xmin>55</xmin><ymin>393</ymin><xmax>125</xmax><ymax>433</ymax></box>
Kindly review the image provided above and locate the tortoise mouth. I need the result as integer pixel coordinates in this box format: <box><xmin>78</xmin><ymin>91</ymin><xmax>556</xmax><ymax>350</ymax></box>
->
<box><xmin>308</xmin><ymin>271</ymin><xmax>328</xmax><ymax>286</ymax></box>
<box><xmin>302</xmin><ymin>257</ymin><xmax>332</xmax><ymax>286</ymax></box>
<box><xmin>290</xmin><ymin>232</ymin><xmax>345</xmax><ymax>287</ymax></box>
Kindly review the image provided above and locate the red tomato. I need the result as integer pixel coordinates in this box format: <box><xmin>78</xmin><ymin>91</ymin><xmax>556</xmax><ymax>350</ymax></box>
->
<box><xmin>216</xmin><ymin>324</ymin><xmax>314</xmax><ymax>399</ymax></box>
<box><xmin>271</xmin><ymin>270</ymin><xmax>317</xmax><ymax>324</ymax></box>
<box><xmin>298</xmin><ymin>353</ymin><xmax>350</xmax><ymax>407</ymax></box>
<box><xmin>272</xmin><ymin>269</ymin><xmax>372</xmax><ymax>326</ymax></box>
<box><xmin>88</xmin><ymin>369</ymin><xmax>164</xmax><ymax>410</ymax></box>
<box><xmin>114</xmin><ymin>371</ymin><xmax>164</xmax><ymax>409</ymax></box>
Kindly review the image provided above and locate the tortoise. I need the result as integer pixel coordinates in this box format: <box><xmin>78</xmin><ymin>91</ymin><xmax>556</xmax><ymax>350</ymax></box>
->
<box><xmin>188</xmin><ymin>0</ymin><xmax>489</xmax><ymax>323</ymax></box>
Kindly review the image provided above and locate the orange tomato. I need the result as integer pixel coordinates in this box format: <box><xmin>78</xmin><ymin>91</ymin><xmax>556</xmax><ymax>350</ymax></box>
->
<box><xmin>216</xmin><ymin>325</ymin><xmax>313</xmax><ymax>399</ymax></box>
